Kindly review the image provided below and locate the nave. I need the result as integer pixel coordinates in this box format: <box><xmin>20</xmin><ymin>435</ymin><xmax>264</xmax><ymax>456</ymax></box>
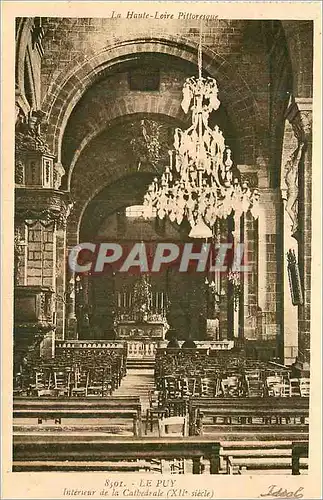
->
<box><xmin>13</xmin><ymin>16</ymin><xmax>314</xmax><ymax>479</ymax></box>
<box><xmin>13</xmin><ymin>344</ymin><xmax>309</xmax><ymax>475</ymax></box>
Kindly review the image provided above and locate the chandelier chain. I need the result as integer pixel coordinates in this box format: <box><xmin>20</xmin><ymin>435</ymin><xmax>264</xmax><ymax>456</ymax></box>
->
<box><xmin>143</xmin><ymin>24</ymin><xmax>260</xmax><ymax>238</ymax></box>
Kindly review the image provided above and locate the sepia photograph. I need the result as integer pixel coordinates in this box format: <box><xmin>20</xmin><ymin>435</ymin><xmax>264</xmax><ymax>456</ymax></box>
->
<box><xmin>1</xmin><ymin>1</ymin><xmax>322</xmax><ymax>499</ymax></box>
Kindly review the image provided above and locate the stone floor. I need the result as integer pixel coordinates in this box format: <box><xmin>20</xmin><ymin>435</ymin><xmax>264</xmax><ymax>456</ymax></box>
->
<box><xmin>113</xmin><ymin>367</ymin><xmax>155</xmax><ymax>416</ymax></box>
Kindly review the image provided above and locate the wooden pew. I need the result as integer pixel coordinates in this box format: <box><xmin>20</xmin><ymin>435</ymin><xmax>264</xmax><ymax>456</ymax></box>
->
<box><xmin>221</xmin><ymin>441</ymin><xmax>309</xmax><ymax>474</ymax></box>
<box><xmin>13</xmin><ymin>435</ymin><xmax>221</xmax><ymax>474</ymax></box>
<box><xmin>292</xmin><ymin>442</ymin><xmax>309</xmax><ymax>475</ymax></box>
<box><xmin>191</xmin><ymin>426</ymin><xmax>308</xmax><ymax>443</ymax></box>
<box><xmin>197</xmin><ymin>407</ymin><xmax>308</xmax><ymax>424</ymax></box>
<box><xmin>189</xmin><ymin>397</ymin><xmax>309</xmax><ymax>408</ymax></box>
<box><xmin>13</xmin><ymin>397</ymin><xmax>142</xmax><ymax>436</ymax></box>
<box><xmin>188</xmin><ymin>398</ymin><xmax>309</xmax><ymax>435</ymax></box>
<box><xmin>13</xmin><ymin>396</ymin><xmax>141</xmax><ymax>408</ymax></box>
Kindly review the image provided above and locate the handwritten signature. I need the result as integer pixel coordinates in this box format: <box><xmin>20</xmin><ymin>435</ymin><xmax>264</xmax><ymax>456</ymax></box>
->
<box><xmin>260</xmin><ymin>485</ymin><xmax>304</xmax><ymax>499</ymax></box>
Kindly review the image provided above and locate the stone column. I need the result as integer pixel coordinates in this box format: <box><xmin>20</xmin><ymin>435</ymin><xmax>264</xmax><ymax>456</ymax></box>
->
<box><xmin>262</xmin><ymin>188</ymin><xmax>284</xmax><ymax>354</ymax></box>
<box><xmin>283</xmin><ymin>97</ymin><xmax>312</xmax><ymax>370</ymax></box>
<box><xmin>241</xmin><ymin>212</ymin><xmax>259</xmax><ymax>340</ymax></box>
<box><xmin>280</xmin><ymin>115</ymin><xmax>299</xmax><ymax>365</ymax></box>
<box><xmin>296</xmin><ymin>98</ymin><xmax>312</xmax><ymax>367</ymax></box>
<box><xmin>66</xmin><ymin>265</ymin><xmax>78</xmax><ymax>339</ymax></box>
<box><xmin>218</xmin><ymin>219</ymin><xmax>228</xmax><ymax>340</ymax></box>
<box><xmin>55</xmin><ymin>222</ymin><xmax>67</xmax><ymax>339</ymax></box>
<box><xmin>237</xmin><ymin>166</ymin><xmax>262</xmax><ymax>343</ymax></box>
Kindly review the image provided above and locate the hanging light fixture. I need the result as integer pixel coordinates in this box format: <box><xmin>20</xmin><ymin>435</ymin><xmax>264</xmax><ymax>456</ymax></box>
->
<box><xmin>143</xmin><ymin>25</ymin><xmax>260</xmax><ymax>237</ymax></box>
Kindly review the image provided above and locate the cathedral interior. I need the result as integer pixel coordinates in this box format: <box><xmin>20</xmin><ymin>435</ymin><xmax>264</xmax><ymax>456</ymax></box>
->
<box><xmin>13</xmin><ymin>17</ymin><xmax>313</xmax><ymax>475</ymax></box>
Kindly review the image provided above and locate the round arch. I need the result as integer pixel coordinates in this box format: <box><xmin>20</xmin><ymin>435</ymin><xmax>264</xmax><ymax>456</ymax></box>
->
<box><xmin>42</xmin><ymin>35</ymin><xmax>261</xmax><ymax>161</ymax></box>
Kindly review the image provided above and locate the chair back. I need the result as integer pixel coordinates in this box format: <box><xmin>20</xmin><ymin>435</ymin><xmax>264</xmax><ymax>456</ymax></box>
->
<box><xmin>290</xmin><ymin>378</ymin><xmax>301</xmax><ymax>397</ymax></box>
<box><xmin>299</xmin><ymin>378</ymin><xmax>310</xmax><ymax>397</ymax></box>
<box><xmin>158</xmin><ymin>415</ymin><xmax>189</xmax><ymax>437</ymax></box>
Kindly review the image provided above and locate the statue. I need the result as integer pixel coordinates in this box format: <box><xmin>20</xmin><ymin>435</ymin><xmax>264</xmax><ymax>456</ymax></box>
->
<box><xmin>284</xmin><ymin>142</ymin><xmax>305</xmax><ymax>238</ymax></box>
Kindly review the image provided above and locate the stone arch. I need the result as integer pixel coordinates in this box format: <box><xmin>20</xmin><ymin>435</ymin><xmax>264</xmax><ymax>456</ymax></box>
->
<box><xmin>67</xmin><ymin>164</ymin><xmax>159</xmax><ymax>248</ymax></box>
<box><xmin>65</xmin><ymin>96</ymin><xmax>190</xmax><ymax>190</ymax></box>
<box><xmin>79</xmin><ymin>172</ymin><xmax>157</xmax><ymax>241</ymax></box>
<box><xmin>43</xmin><ymin>35</ymin><xmax>260</xmax><ymax>161</ymax></box>
<box><xmin>15</xmin><ymin>18</ymin><xmax>34</xmax><ymax>93</ymax></box>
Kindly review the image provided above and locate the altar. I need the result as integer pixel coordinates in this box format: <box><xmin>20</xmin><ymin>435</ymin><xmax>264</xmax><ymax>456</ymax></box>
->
<box><xmin>113</xmin><ymin>275</ymin><xmax>169</xmax><ymax>358</ymax></box>
<box><xmin>115</xmin><ymin>320</ymin><xmax>168</xmax><ymax>359</ymax></box>
<box><xmin>116</xmin><ymin>321</ymin><xmax>166</xmax><ymax>340</ymax></box>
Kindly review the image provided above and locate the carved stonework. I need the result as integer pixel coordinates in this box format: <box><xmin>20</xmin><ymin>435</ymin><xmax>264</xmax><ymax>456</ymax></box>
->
<box><xmin>15</xmin><ymin>110</ymin><xmax>49</xmax><ymax>155</ymax></box>
<box><xmin>283</xmin><ymin>96</ymin><xmax>312</xmax><ymax>239</ymax></box>
<box><xmin>283</xmin><ymin>142</ymin><xmax>305</xmax><ymax>239</ymax></box>
<box><xmin>15</xmin><ymin>160</ymin><xmax>25</xmax><ymax>184</ymax></box>
<box><xmin>15</xmin><ymin>286</ymin><xmax>54</xmax><ymax>331</ymax></box>
<box><xmin>298</xmin><ymin>110</ymin><xmax>312</xmax><ymax>140</ymax></box>
<box><xmin>53</xmin><ymin>162</ymin><xmax>66</xmax><ymax>190</ymax></box>
<box><xmin>15</xmin><ymin>188</ymin><xmax>73</xmax><ymax>228</ymax></box>
<box><xmin>129</xmin><ymin>118</ymin><xmax>172</xmax><ymax>171</ymax></box>
<box><xmin>286</xmin><ymin>97</ymin><xmax>312</xmax><ymax>143</ymax></box>
<box><xmin>15</xmin><ymin>110</ymin><xmax>55</xmax><ymax>188</ymax></box>
<box><xmin>14</xmin><ymin>225</ymin><xmax>27</xmax><ymax>286</ymax></box>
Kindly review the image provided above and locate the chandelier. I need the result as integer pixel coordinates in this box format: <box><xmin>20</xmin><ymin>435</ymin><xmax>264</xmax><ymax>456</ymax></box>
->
<box><xmin>143</xmin><ymin>30</ymin><xmax>259</xmax><ymax>238</ymax></box>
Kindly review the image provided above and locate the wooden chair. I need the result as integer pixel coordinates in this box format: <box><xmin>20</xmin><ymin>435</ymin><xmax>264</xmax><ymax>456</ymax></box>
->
<box><xmin>158</xmin><ymin>415</ymin><xmax>189</xmax><ymax>437</ymax></box>
<box><xmin>299</xmin><ymin>378</ymin><xmax>310</xmax><ymax>398</ymax></box>
<box><xmin>290</xmin><ymin>378</ymin><xmax>301</xmax><ymax>397</ymax></box>
<box><xmin>280</xmin><ymin>380</ymin><xmax>291</xmax><ymax>398</ymax></box>
<box><xmin>170</xmin><ymin>458</ymin><xmax>186</xmax><ymax>474</ymax></box>
<box><xmin>53</xmin><ymin>370</ymin><xmax>71</xmax><ymax>397</ymax></box>
<box><xmin>163</xmin><ymin>376</ymin><xmax>181</xmax><ymax>400</ymax></box>
<box><xmin>13</xmin><ymin>372</ymin><xmax>24</xmax><ymax>396</ymax></box>
<box><xmin>245</xmin><ymin>370</ymin><xmax>262</xmax><ymax>382</ymax></box>
<box><xmin>86</xmin><ymin>369</ymin><xmax>104</xmax><ymax>397</ymax></box>
<box><xmin>266</xmin><ymin>375</ymin><xmax>283</xmax><ymax>397</ymax></box>
<box><xmin>246</xmin><ymin>379</ymin><xmax>264</xmax><ymax>398</ymax></box>
<box><xmin>200</xmin><ymin>377</ymin><xmax>215</xmax><ymax>398</ymax></box>
<box><xmin>70</xmin><ymin>371</ymin><xmax>88</xmax><ymax>397</ymax></box>
<box><xmin>180</xmin><ymin>377</ymin><xmax>198</xmax><ymax>398</ymax></box>
<box><xmin>226</xmin><ymin>376</ymin><xmax>241</xmax><ymax>397</ymax></box>
<box><xmin>30</xmin><ymin>370</ymin><xmax>53</xmax><ymax>397</ymax></box>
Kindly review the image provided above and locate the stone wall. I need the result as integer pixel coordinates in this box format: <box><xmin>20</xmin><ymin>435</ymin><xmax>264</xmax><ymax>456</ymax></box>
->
<box><xmin>14</xmin><ymin>18</ymin><xmax>314</xmax><ymax>353</ymax></box>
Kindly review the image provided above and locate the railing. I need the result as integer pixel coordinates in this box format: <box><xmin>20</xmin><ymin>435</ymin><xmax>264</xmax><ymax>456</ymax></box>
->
<box><xmin>127</xmin><ymin>341</ymin><xmax>158</xmax><ymax>359</ymax></box>
<box><xmin>158</xmin><ymin>340</ymin><xmax>234</xmax><ymax>351</ymax></box>
<box><xmin>55</xmin><ymin>340</ymin><xmax>125</xmax><ymax>349</ymax></box>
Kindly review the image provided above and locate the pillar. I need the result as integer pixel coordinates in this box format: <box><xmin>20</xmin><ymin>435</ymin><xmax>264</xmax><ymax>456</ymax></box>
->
<box><xmin>280</xmin><ymin>116</ymin><xmax>299</xmax><ymax>365</ymax></box>
<box><xmin>296</xmin><ymin>98</ymin><xmax>312</xmax><ymax>367</ymax></box>
<box><xmin>66</xmin><ymin>265</ymin><xmax>78</xmax><ymax>339</ymax></box>
<box><xmin>258</xmin><ymin>188</ymin><xmax>284</xmax><ymax>357</ymax></box>
<box><xmin>284</xmin><ymin>97</ymin><xmax>312</xmax><ymax>370</ymax></box>
<box><xmin>55</xmin><ymin>223</ymin><xmax>67</xmax><ymax>339</ymax></box>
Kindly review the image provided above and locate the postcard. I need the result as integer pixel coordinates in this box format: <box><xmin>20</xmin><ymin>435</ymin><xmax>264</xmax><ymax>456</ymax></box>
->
<box><xmin>1</xmin><ymin>1</ymin><xmax>322</xmax><ymax>499</ymax></box>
